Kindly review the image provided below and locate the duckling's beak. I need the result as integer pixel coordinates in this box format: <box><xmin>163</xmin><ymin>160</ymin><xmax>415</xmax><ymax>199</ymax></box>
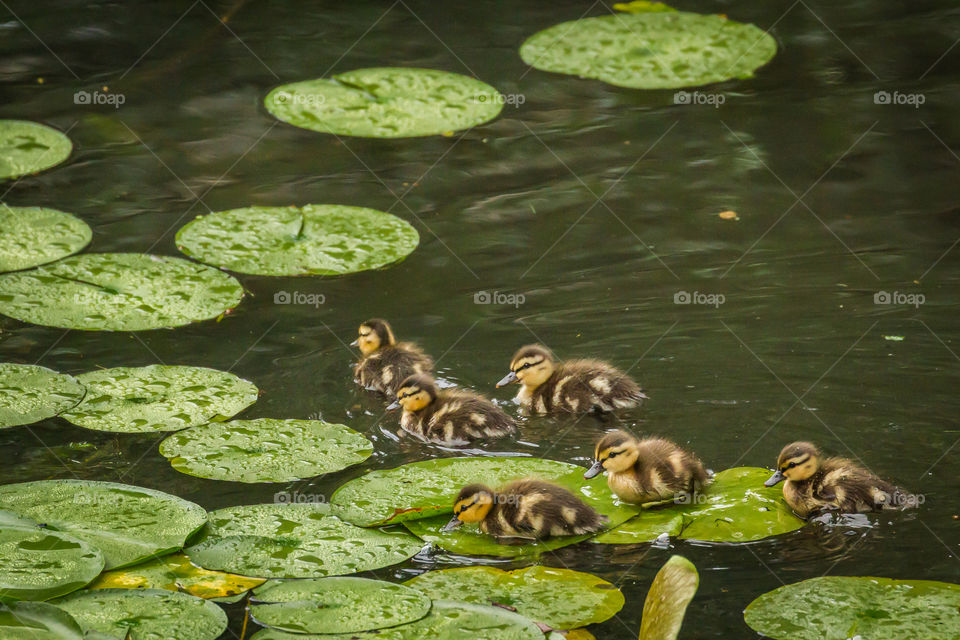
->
<box><xmin>350</xmin><ymin>339</ymin><xmax>359</xmax><ymax>347</ymax></box>
<box><xmin>441</xmin><ymin>516</ymin><xmax>462</xmax><ymax>532</ymax></box>
<box><xmin>496</xmin><ymin>371</ymin><xmax>518</xmax><ymax>387</ymax></box>
<box><xmin>764</xmin><ymin>469</ymin><xmax>785</xmax><ymax>487</ymax></box>
<box><xmin>386</xmin><ymin>400</ymin><xmax>400</xmax><ymax>411</ymax></box>
<box><xmin>583</xmin><ymin>460</ymin><xmax>604</xmax><ymax>479</ymax></box>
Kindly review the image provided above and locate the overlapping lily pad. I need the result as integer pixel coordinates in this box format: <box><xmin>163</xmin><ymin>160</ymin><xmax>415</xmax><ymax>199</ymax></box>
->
<box><xmin>744</xmin><ymin>576</ymin><xmax>960</xmax><ymax>640</ymax></box>
<box><xmin>185</xmin><ymin>503</ymin><xmax>423</xmax><ymax>579</ymax></box>
<box><xmin>0</xmin><ymin>363</ymin><xmax>86</xmax><ymax>429</ymax></box>
<box><xmin>0</xmin><ymin>206</ymin><xmax>92</xmax><ymax>273</ymax></box>
<box><xmin>265</xmin><ymin>67</ymin><xmax>503</xmax><ymax>138</ymax></box>
<box><xmin>0</xmin><ymin>253</ymin><xmax>244</xmax><ymax>331</ymax></box>
<box><xmin>88</xmin><ymin>553</ymin><xmax>264</xmax><ymax>599</ymax></box>
<box><xmin>62</xmin><ymin>365</ymin><xmax>258</xmax><ymax>434</ymax></box>
<box><xmin>175</xmin><ymin>205</ymin><xmax>419</xmax><ymax>276</ymax></box>
<box><xmin>0</xmin><ymin>526</ymin><xmax>104</xmax><ymax>602</ymax></box>
<box><xmin>0</xmin><ymin>601</ymin><xmax>84</xmax><ymax>640</ymax></box>
<box><xmin>519</xmin><ymin>13</ymin><xmax>777</xmax><ymax>89</ymax></box>
<box><xmin>0</xmin><ymin>120</ymin><xmax>72</xmax><ymax>180</ymax></box>
<box><xmin>160</xmin><ymin>418</ymin><xmax>373</xmax><ymax>483</ymax></box>
<box><xmin>406</xmin><ymin>566</ymin><xmax>623</xmax><ymax>630</ymax></box>
<box><xmin>0</xmin><ymin>480</ymin><xmax>208</xmax><ymax>569</ymax></box>
<box><xmin>639</xmin><ymin>556</ymin><xmax>698</xmax><ymax>640</ymax></box>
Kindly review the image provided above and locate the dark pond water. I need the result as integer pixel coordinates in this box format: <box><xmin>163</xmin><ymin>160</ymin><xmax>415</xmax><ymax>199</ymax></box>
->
<box><xmin>2</xmin><ymin>1</ymin><xmax>960</xmax><ymax>638</ymax></box>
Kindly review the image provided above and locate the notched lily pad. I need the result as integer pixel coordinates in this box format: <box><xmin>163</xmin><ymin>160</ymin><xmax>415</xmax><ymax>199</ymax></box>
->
<box><xmin>0</xmin><ymin>206</ymin><xmax>92</xmax><ymax>273</ymax></box>
<box><xmin>0</xmin><ymin>120</ymin><xmax>72</xmax><ymax>180</ymax></box>
<box><xmin>639</xmin><ymin>555</ymin><xmax>698</xmax><ymax>640</ymax></box>
<box><xmin>88</xmin><ymin>553</ymin><xmax>264</xmax><ymax>599</ymax></box>
<box><xmin>0</xmin><ymin>363</ymin><xmax>86</xmax><ymax>429</ymax></box>
<box><xmin>0</xmin><ymin>601</ymin><xmax>84</xmax><ymax>639</ymax></box>
<box><xmin>0</xmin><ymin>526</ymin><xmax>104</xmax><ymax>602</ymax></box>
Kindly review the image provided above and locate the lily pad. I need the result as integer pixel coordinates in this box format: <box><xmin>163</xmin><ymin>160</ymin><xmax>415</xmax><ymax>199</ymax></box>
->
<box><xmin>62</xmin><ymin>365</ymin><xmax>258</xmax><ymax>434</ymax></box>
<box><xmin>519</xmin><ymin>13</ymin><xmax>777</xmax><ymax>89</ymax></box>
<box><xmin>0</xmin><ymin>363</ymin><xmax>86</xmax><ymax>429</ymax></box>
<box><xmin>185</xmin><ymin>503</ymin><xmax>423</xmax><ymax>579</ymax></box>
<box><xmin>0</xmin><ymin>601</ymin><xmax>84</xmax><ymax>640</ymax></box>
<box><xmin>250</xmin><ymin>577</ymin><xmax>431</xmax><ymax>634</ymax></box>
<box><xmin>744</xmin><ymin>576</ymin><xmax>960</xmax><ymax>640</ymax></box>
<box><xmin>55</xmin><ymin>589</ymin><xmax>228</xmax><ymax>640</ymax></box>
<box><xmin>250</xmin><ymin>600</ymin><xmax>542</xmax><ymax>640</ymax></box>
<box><xmin>88</xmin><ymin>553</ymin><xmax>264</xmax><ymax>599</ymax></box>
<box><xmin>175</xmin><ymin>204</ymin><xmax>419</xmax><ymax>276</ymax></box>
<box><xmin>638</xmin><ymin>556</ymin><xmax>698</xmax><ymax>640</ymax></box>
<box><xmin>0</xmin><ymin>120</ymin><xmax>72</xmax><ymax>180</ymax></box>
<box><xmin>159</xmin><ymin>418</ymin><xmax>373</xmax><ymax>483</ymax></box>
<box><xmin>0</xmin><ymin>480</ymin><xmax>208</xmax><ymax>569</ymax></box>
<box><xmin>265</xmin><ymin>67</ymin><xmax>503</xmax><ymax>138</ymax></box>
<box><xmin>406</xmin><ymin>565</ymin><xmax>623</xmax><ymax>630</ymax></box>
<box><xmin>0</xmin><ymin>253</ymin><xmax>244</xmax><ymax>331</ymax></box>
<box><xmin>594</xmin><ymin>467</ymin><xmax>805</xmax><ymax>543</ymax></box>
<box><xmin>0</xmin><ymin>526</ymin><xmax>104</xmax><ymax>602</ymax></box>
<box><xmin>0</xmin><ymin>206</ymin><xmax>92</xmax><ymax>273</ymax></box>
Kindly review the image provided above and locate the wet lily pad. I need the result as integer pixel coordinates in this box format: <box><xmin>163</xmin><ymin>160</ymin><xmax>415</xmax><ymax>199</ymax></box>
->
<box><xmin>0</xmin><ymin>253</ymin><xmax>244</xmax><ymax>331</ymax></box>
<box><xmin>265</xmin><ymin>67</ymin><xmax>503</xmax><ymax>138</ymax></box>
<box><xmin>55</xmin><ymin>589</ymin><xmax>228</xmax><ymax>640</ymax></box>
<box><xmin>403</xmin><ymin>515</ymin><xmax>595</xmax><ymax>559</ymax></box>
<box><xmin>185</xmin><ymin>503</ymin><xmax>423</xmax><ymax>579</ymax></box>
<box><xmin>406</xmin><ymin>565</ymin><xmax>623</xmax><ymax>630</ymax></box>
<box><xmin>0</xmin><ymin>480</ymin><xmax>208</xmax><ymax>569</ymax></box>
<box><xmin>639</xmin><ymin>556</ymin><xmax>698</xmax><ymax>640</ymax></box>
<box><xmin>250</xmin><ymin>577</ymin><xmax>431</xmax><ymax>634</ymax></box>
<box><xmin>0</xmin><ymin>206</ymin><xmax>92</xmax><ymax>273</ymax></box>
<box><xmin>0</xmin><ymin>526</ymin><xmax>104</xmax><ymax>602</ymax></box>
<box><xmin>519</xmin><ymin>13</ymin><xmax>777</xmax><ymax>89</ymax></box>
<box><xmin>0</xmin><ymin>601</ymin><xmax>84</xmax><ymax>640</ymax></box>
<box><xmin>62</xmin><ymin>365</ymin><xmax>258</xmax><ymax>434</ymax></box>
<box><xmin>0</xmin><ymin>363</ymin><xmax>86</xmax><ymax>429</ymax></box>
<box><xmin>594</xmin><ymin>467</ymin><xmax>805</xmax><ymax>543</ymax></box>
<box><xmin>159</xmin><ymin>418</ymin><xmax>372</xmax><ymax>483</ymax></box>
<box><xmin>0</xmin><ymin>120</ymin><xmax>72</xmax><ymax>180</ymax></box>
<box><xmin>744</xmin><ymin>576</ymin><xmax>960</xmax><ymax>640</ymax></box>
<box><xmin>88</xmin><ymin>553</ymin><xmax>264</xmax><ymax>599</ymax></box>
<box><xmin>175</xmin><ymin>204</ymin><xmax>419</xmax><ymax>276</ymax></box>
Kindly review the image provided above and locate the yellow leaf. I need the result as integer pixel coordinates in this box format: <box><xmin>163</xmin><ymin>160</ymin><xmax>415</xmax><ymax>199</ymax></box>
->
<box><xmin>89</xmin><ymin>553</ymin><xmax>264</xmax><ymax>599</ymax></box>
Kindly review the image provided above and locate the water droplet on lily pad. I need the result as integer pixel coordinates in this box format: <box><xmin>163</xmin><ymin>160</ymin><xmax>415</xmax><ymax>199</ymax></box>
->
<box><xmin>0</xmin><ymin>601</ymin><xmax>84</xmax><ymax>640</ymax></box>
<box><xmin>0</xmin><ymin>363</ymin><xmax>86</xmax><ymax>429</ymax></box>
<box><xmin>0</xmin><ymin>525</ymin><xmax>104</xmax><ymax>601</ymax></box>
<box><xmin>0</xmin><ymin>120</ymin><xmax>72</xmax><ymax>180</ymax></box>
<box><xmin>0</xmin><ymin>205</ymin><xmax>91</xmax><ymax>273</ymax></box>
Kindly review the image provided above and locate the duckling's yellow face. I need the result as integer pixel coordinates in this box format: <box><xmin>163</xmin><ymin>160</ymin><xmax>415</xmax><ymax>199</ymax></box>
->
<box><xmin>355</xmin><ymin>324</ymin><xmax>381</xmax><ymax>356</ymax></box>
<box><xmin>509</xmin><ymin>353</ymin><xmax>555</xmax><ymax>389</ymax></box>
<box><xmin>395</xmin><ymin>382</ymin><xmax>433</xmax><ymax>412</ymax></box>
<box><xmin>779</xmin><ymin>451</ymin><xmax>819</xmax><ymax>482</ymax></box>
<box><xmin>596</xmin><ymin>441</ymin><xmax>640</xmax><ymax>474</ymax></box>
<box><xmin>452</xmin><ymin>490</ymin><xmax>494</xmax><ymax>524</ymax></box>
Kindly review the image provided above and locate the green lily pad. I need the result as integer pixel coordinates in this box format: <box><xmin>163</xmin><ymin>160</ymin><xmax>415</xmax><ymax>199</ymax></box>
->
<box><xmin>406</xmin><ymin>565</ymin><xmax>624</xmax><ymax>630</ymax></box>
<box><xmin>250</xmin><ymin>600</ymin><xmax>542</xmax><ymax>640</ymax></box>
<box><xmin>250</xmin><ymin>577</ymin><xmax>431</xmax><ymax>634</ymax></box>
<box><xmin>744</xmin><ymin>576</ymin><xmax>960</xmax><ymax>640</ymax></box>
<box><xmin>0</xmin><ymin>253</ymin><xmax>244</xmax><ymax>331</ymax></box>
<box><xmin>55</xmin><ymin>589</ymin><xmax>228</xmax><ymax>640</ymax></box>
<box><xmin>0</xmin><ymin>526</ymin><xmax>104</xmax><ymax>602</ymax></box>
<box><xmin>159</xmin><ymin>418</ymin><xmax>373</xmax><ymax>483</ymax></box>
<box><xmin>88</xmin><ymin>553</ymin><xmax>265</xmax><ymax>599</ymax></box>
<box><xmin>0</xmin><ymin>120</ymin><xmax>72</xmax><ymax>180</ymax></box>
<box><xmin>0</xmin><ymin>480</ymin><xmax>208</xmax><ymax>569</ymax></box>
<box><xmin>265</xmin><ymin>67</ymin><xmax>503</xmax><ymax>138</ymax></box>
<box><xmin>175</xmin><ymin>204</ymin><xmax>419</xmax><ymax>276</ymax></box>
<box><xmin>0</xmin><ymin>206</ymin><xmax>92</xmax><ymax>273</ymax></box>
<box><xmin>639</xmin><ymin>556</ymin><xmax>698</xmax><ymax>640</ymax></box>
<box><xmin>594</xmin><ymin>467</ymin><xmax>805</xmax><ymax>544</ymax></box>
<box><xmin>61</xmin><ymin>365</ymin><xmax>258</xmax><ymax>434</ymax></box>
<box><xmin>519</xmin><ymin>13</ymin><xmax>777</xmax><ymax>89</ymax></box>
<box><xmin>185</xmin><ymin>503</ymin><xmax>423</xmax><ymax>579</ymax></box>
<box><xmin>0</xmin><ymin>601</ymin><xmax>84</xmax><ymax>640</ymax></box>
<box><xmin>0</xmin><ymin>363</ymin><xmax>86</xmax><ymax>429</ymax></box>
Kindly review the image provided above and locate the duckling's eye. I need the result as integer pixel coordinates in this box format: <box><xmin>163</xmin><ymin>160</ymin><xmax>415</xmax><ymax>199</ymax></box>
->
<box><xmin>606</xmin><ymin>451</ymin><xmax>620</xmax><ymax>459</ymax></box>
<box><xmin>787</xmin><ymin>461</ymin><xmax>798</xmax><ymax>469</ymax></box>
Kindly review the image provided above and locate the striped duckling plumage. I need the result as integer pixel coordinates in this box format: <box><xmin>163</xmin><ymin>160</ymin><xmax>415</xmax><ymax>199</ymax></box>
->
<box><xmin>352</xmin><ymin>319</ymin><xmax>433</xmax><ymax>395</ymax></box>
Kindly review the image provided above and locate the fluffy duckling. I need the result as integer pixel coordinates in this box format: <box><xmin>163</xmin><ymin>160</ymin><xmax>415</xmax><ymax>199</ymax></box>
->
<box><xmin>765</xmin><ymin>442</ymin><xmax>915</xmax><ymax>518</ymax></box>
<box><xmin>584</xmin><ymin>430</ymin><xmax>707</xmax><ymax>504</ymax></box>
<box><xmin>352</xmin><ymin>318</ymin><xmax>433</xmax><ymax>395</ymax></box>
<box><xmin>496</xmin><ymin>344</ymin><xmax>646</xmax><ymax>414</ymax></box>
<box><xmin>442</xmin><ymin>478</ymin><xmax>608</xmax><ymax>539</ymax></box>
<box><xmin>387</xmin><ymin>374</ymin><xmax>516</xmax><ymax>445</ymax></box>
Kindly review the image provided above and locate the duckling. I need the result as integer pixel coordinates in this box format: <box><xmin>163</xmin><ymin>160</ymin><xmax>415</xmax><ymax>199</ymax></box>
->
<box><xmin>442</xmin><ymin>478</ymin><xmax>608</xmax><ymax>540</ymax></box>
<box><xmin>352</xmin><ymin>318</ymin><xmax>433</xmax><ymax>395</ymax></box>
<box><xmin>496</xmin><ymin>344</ymin><xmax>646</xmax><ymax>414</ymax></box>
<box><xmin>584</xmin><ymin>430</ymin><xmax>707</xmax><ymax>504</ymax></box>
<box><xmin>387</xmin><ymin>374</ymin><xmax>516</xmax><ymax>445</ymax></box>
<box><xmin>764</xmin><ymin>442</ymin><xmax>915</xmax><ymax>518</ymax></box>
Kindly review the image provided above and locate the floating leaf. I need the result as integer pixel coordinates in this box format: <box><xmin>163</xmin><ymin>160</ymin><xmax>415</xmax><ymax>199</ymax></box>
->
<box><xmin>0</xmin><ymin>480</ymin><xmax>208</xmax><ymax>569</ymax></box>
<box><xmin>550</xmin><ymin>630</ymin><xmax>595</xmax><ymax>640</ymax></box>
<box><xmin>613</xmin><ymin>1</ymin><xmax>676</xmax><ymax>13</ymax></box>
<box><xmin>0</xmin><ymin>363</ymin><xmax>86</xmax><ymax>429</ymax></box>
<box><xmin>250</xmin><ymin>577</ymin><xmax>431</xmax><ymax>634</ymax></box>
<box><xmin>159</xmin><ymin>418</ymin><xmax>373</xmax><ymax>483</ymax></box>
<box><xmin>718</xmin><ymin>210</ymin><xmax>739</xmax><ymax>220</ymax></box>
<box><xmin>62</xmin><ymin>365</ymin><xmax>258</xmax><ymax>434</ymax></box>
<box><xmin>520</xmin><ymin>13</ymin><xmax>777</xmax><ymax>89</ymax></box>
<box><xmin>175</xmin><ymin>204</ymin><xmax>419</xmax><ymax>276</ymax></box>
<box><xmin>0</xmin><ymin>120</ymin><xmax>72</xmax><ymax>180</ymax></box>
<box><xmin>638</xmin><ymin>556</ymin><xmax>698</xmax><ymax>640</ymax></box>
<box><xmin>0</xmin><ymin>206</ymin><xmax>91</xmax><ymax>273</ymax></box>
<box><xmin>406</xmin><ymin>565</ymin><xmax>624</xmax><ymax>630</ymax></box>
<box><xmin>265</xmin><ymin>68</ymin><xmax>503</xmax><ymax>138</ymax></box>
<box><xmin>88</xmin><ymin>553</ymin><xmax>264</xmax><ymax>599</ymax></box>
<box><xmin>185</xmin><ymin>503</ymin><xmax>423</xmax><ymax>579</ymax></box>
<box><xmin>744</xmin><ymin>576</ymin><xmax>960</xmax><ymax>640</ymax></box>
<box><xmin>0</xmin><ymin>526</ymin><xmax>104</xmax><ymax>602</ymax></box>
<box><xmin>0</xmin><ymin>601</ymin><xmax>84</xmax><ymax>640</ymax></box>
<box><xmin>0</xmin><ymin>253</ymin><xmax>244</xmax><ymax>331</ymax></box>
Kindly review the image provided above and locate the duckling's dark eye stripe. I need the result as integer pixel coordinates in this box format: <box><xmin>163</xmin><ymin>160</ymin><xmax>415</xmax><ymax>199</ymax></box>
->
<box><xmin>455</xmin><ymin>499</ymin><xmax>478</xmax><ymax>515</ymax></box>
<box><xmin>782</xmin><ymin>455</ymin><xmax>811</xmax><ymax>471</ymax></box>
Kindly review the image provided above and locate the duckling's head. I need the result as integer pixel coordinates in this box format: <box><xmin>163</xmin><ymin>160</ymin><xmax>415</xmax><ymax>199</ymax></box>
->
<box><xmin>387</xmin><ymin>374</ymin><xmax>438</xmax><ymax>412</ymax></box>
<box><xmin>441</xmin><ymin>483</ymin><xmax>495</xmax><ymax>531</ymax></box>
<box><xmin>584</xmin><ymin>430</ymin><xmax>640</xmax><ymax>478</ymax></box>
<box><xmin>765</xmin><ymin>441</ymin><xmax>821</xmax><ymax>486</ymax></box>
<box><xmin>496</xmin><ymin>344</ymin><xmax>556</xmax><ymax>389</ymax></box>
<box><xmin>352</xmin><ymin>318</ymin><xmax>395</xmax><ymax>356</ymax></box>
